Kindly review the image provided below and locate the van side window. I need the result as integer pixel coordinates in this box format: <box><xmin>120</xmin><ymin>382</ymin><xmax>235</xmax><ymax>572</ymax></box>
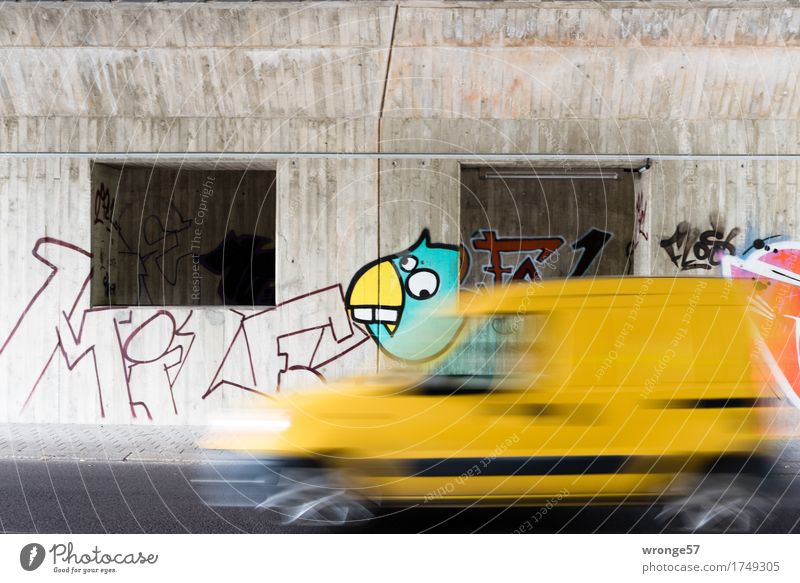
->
<box><xmin>491</xmin><ymin>314</ymin><xmax>543</xmax><ymax>378</ymax></box>
<box><xmin>415</xmin><ymin>313</ymin><xmax>547</xmax><ymax>395</ymax></box>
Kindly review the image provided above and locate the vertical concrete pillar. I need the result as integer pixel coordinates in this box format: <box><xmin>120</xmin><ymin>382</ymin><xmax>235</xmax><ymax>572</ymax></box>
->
<box><xmin>632</xmin><ymin>169</ymin><xmax>653</xmax><ymax>275</ymax></box>
<box><xmin>277</xmin><ymin>158</ymin><xmax>380</xmax><ymax>301</ymax></box>
<box><xmin>275</xmin><ymin>158</ymin><xmax>380</xmax><ymax>380</ymax></box>
<box><xmin>376</xmin><ymin>159</ymin><xmax>461</xmax><ymax>370</ymax></box>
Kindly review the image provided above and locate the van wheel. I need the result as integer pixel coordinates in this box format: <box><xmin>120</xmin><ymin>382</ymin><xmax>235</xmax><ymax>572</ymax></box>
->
<box><xmin>654</xmin><ymin>474</ymin><xmax>772</xmax><ymax>533</ymax></box>
<box><xmin>258</xmin><ymin>467</ymin><xmax>376</xmax><ymax>526</ymax></box>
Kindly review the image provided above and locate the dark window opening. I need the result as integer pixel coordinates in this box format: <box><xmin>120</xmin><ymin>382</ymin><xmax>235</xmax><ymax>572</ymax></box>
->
<box><xmin>459</xmin><ymin>166</ymin><xmax>636</xmax><ymax>287</ymax></box>
<box><xmin>91</xmin><ymin>164</ymin><xmax>277</xmax><ymax>307</ymax></box>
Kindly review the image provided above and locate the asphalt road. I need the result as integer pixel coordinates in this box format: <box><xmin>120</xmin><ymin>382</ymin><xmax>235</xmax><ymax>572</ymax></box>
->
<box><xmin>1</xmin><ymin>459</ymin><xmax>799</xmax><ymax>534</ymax></box>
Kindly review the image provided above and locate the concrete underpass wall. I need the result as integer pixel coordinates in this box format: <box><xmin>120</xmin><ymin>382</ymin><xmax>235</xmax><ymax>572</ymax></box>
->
<box><xmin>1</xmin><ymin>1</ymin><xmax>799</xmax><ymax>424</ymax></box>
<box><xmin>0</xmin><ymin>156</ymin><xmax>381</xmax><ymax>424</ymax></box>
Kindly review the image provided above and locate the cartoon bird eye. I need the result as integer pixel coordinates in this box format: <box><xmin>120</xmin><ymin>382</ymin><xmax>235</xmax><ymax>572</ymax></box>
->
<box><xmin>399</xmin><ymin>255</ymin><xmax>418</xmax><ymax>272</ymax></box>
<box><xmin>406</xmin><ymin>269</ymin><xmax>439</xmax><ymax>300</ymax></box>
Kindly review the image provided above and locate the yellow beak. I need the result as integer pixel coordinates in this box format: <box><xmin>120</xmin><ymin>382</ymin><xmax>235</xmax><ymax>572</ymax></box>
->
<box><xmin>347</xmin><ymin>260</ymin><xmax>403</xmax><ymax>335</ymax></box>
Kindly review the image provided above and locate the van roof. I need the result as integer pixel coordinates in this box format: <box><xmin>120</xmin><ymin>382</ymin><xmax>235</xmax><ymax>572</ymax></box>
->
<box><xmin>458</xmin><ymin>276</ymin><xmax>748</xmax><ymax>315</ymax></box>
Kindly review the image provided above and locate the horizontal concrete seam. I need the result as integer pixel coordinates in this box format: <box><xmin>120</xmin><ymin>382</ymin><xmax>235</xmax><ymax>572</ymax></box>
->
<box><xmin>2</xmin><ymin>41</ymin><xmax>798</xmax><ymax>48</ymax></box>
<box><xmin>2</xmin><ymin>152</ymin><xmax>800</xmax><ymax>161</ymax></box>
<box><xmin>2</xmin><ymin>116</ymin><xmax>796</xmax><ymax>121</ymax></box>
<box><xmin>0</xmin><ymin>44</ymin><xmax>392</xmax><ymax>49</ymax></box>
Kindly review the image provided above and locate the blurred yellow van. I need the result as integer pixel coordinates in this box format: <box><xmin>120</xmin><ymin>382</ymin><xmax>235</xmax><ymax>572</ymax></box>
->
<box><xmin>197</xmin><ymin>277</ymin><xmax>786</xmax><ymax>532</ymax></box>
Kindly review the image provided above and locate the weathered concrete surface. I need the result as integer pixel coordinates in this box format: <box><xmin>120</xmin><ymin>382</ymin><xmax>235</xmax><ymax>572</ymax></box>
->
<box><xmin>0</xmin><ymin>2</ymin><xmax>799</xmax><ymax>424</ymax></box>
<box><xmin>0</xmin><ymin>159</ymin><xmax>374</xmax><ymax>424</ymax></box>
<box><xmin>0</xmin><ymin>2</ymin><xmax>798</xmax><ymax>154</ymax></box>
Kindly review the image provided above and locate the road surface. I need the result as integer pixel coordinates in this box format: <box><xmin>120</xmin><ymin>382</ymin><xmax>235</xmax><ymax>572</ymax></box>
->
<box><xmin>1</xmin><ymin>459</ymin><xmax>798</xmax><ymax>533</ymax></box>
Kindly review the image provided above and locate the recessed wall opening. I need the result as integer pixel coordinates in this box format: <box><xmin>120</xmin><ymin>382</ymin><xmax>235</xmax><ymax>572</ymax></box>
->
<box><xmin>90</xmin><ymin>163</ymin><xmax>277</xmax><ymax>307</ymax></box>
<box><xmin>460</xmin><ymin>166</ymin><xmax>637</xmax><ymax>286</ymax></box>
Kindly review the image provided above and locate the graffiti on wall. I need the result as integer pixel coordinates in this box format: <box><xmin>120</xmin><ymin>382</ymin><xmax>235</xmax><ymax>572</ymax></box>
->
<box><xmin>204</xmin><ymin>285</ymin><xmax>369</xmax><ymax>399</ymax></box>
<box><xmin>721</xmin><ymin>238</ymin><xmax>800</xmax><ymax>402</ymax></box>
<box><xmin>136</xmin><ymin>208</ymin><xmax>195</xmax><ymax>297</ymax></box>
<box><xmin>0</xmin><ymin>237</ymin><xmax>371</xmax><ymax>420</ymax></box>
<box><xmin>2</xmin><ymin>230</ymin><xmax>474</xmax><ymax>420</ymax></box>
<box><xmin>571</xmin><ymin>228</ymin><xmax>615</xmax><ymax>276</ymax></box>
<box><xmin>345</xmin><ymin>230</ymin><xmax>463</xmax><ymax>362</ymax></box>
<box><xmin>0</xmin><ymin>238</ymin><xmax>94</xmax><ymax>413</ymax></box>
<box><xmin>94</xmin><ymin>182</ymin><xmax>121</xmax><ymax>234</ymax></box>
<box><xmin>0</xmin><ymin>224</ymin><xmax>671</xmax><ymax>420</ymax></box>
<box><xmin>55</xmin><ymin>307</ymin><xmax>196</xmax><ymax>420</ymax></box>
<box><xmin>342</xmin><ymin>227</ymin><xmax>615</xmax><ymax>363</ymax></box>
<box><xmin>470</xmin><ymin>230</ymin><xmax>564</xmax><ymax>283</ymax></box>
<box><xmin>93</xmin><ymin>196</ymin><xmax>196</xmax><ymax>304</ymax></box>
<box><xmin>467</xmin><ymin>227</ymin><xmax>614</xmax><ymax>284</ymax></box>
<box><xmin>634</xmin><ymin>190</ymin><xmax>649</xmax><ymax>245</ymax></box>
<box><xmin>660</xmin><ymin>221</ymin><xmax>740</xmax><ymax>271</ymax></box>
<box><xmin>0</xmin><ymin>237</ymin><xmax>202</xmax><ymax>419</ymax></box>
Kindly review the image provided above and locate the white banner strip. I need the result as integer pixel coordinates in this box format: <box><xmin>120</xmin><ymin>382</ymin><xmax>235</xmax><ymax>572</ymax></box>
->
<box><xmin>0</xmin><ymin>534</ymin><xmax>797</xmax><ymax>583</ymax></box>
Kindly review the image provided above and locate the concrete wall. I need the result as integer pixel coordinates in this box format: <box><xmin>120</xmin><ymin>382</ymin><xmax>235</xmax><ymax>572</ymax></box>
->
<box><xmin>1</xmin><ymin>1</ymin><xmax>799</xmax><ymax>424</ymax></box>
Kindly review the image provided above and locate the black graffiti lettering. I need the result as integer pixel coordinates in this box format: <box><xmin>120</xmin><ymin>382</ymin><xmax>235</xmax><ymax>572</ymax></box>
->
<box><xmin>94</xmin><ymin>183</ymin><xmax>113</xmax><ymax>225</ymax></box>
<box><xmin>570</xmin><ymin>228</ymin><xmax>613</xmax><ymax>276</ymax></box>
<box><xmin>694</xmin><ymin>227</ymin><xmax>739</xmax><ymax>266</ymax></box>
<box><xmin>660</xmin><ymin>221</ymin><xmax>739</xmax><ymax>271</ymax></box>
<box><xmin>660</xmin><ymin>221</ymin><xmax>692</xmax><ymax>268</ymax></box>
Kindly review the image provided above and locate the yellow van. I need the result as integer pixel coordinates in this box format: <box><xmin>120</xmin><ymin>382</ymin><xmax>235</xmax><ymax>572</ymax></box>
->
<box><xmin>197</xmin><ymin>277</ymin><xmax>785</xmax><ymax>532</ymax></box>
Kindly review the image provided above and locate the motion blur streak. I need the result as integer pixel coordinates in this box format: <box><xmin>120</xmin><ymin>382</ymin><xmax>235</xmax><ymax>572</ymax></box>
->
<box><xmin>195</xmin><ymin>278</ymin><xmax>789</xmax><ymax>532</ymax></box>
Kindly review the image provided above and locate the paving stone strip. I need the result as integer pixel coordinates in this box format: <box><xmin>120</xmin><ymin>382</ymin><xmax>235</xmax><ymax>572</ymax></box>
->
<box><xmin>0</xmin><ymin>423</ymin><xmax>208</xmax><ymax>463</ymax></box>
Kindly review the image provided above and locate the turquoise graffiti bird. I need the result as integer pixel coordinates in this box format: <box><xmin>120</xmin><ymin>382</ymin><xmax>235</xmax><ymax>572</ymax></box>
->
<box><xmin>345</xmin><ymin>230</ymin><xmax>464</xmax><ymax>362</ymax></box>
